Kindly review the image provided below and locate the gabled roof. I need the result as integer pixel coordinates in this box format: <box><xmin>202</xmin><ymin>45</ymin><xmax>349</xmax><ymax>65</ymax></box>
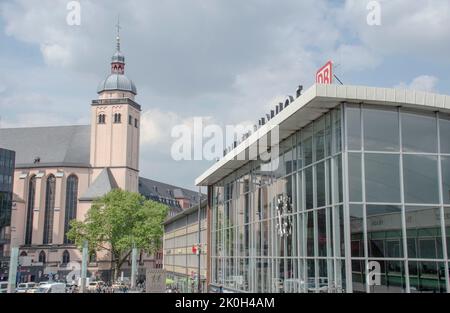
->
<box><xmin>139</xmin><ymin>178</ymin><xmax>202</xmax><ymax>217</ymax></box>
<box><xmin>138</xmin><ymin>177</ymin><xmax>206</xmax><ymax>208</ymax></box>
<box><xmin>0</xmin><ymin>125</ymin><xmax>91</xmax><ymax>168</ymax></box>
<box><xmin>79</xmin><ymin>168</ymin><xmax>118</xmax><ymax>201</ymax></box>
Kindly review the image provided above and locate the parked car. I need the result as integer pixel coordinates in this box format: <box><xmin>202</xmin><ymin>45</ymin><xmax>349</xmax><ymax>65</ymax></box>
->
<box><xmin>35</xmin><ymin>282</ymin><xmax>66</xmax><ymax>293</ymax></box>
<box><xmin>0</xmin><ymin>282</ymin><xmax>8</xmax><ymax>294</ymax></box>
<box><xmin>65</xmin><ymin>283</ymin><xmax>78</xmax><ymax>293</ymax></box>
<box><xmin>16</xmin><ymin>282</ymin><xmax>38</xmax><ymax>293</ymax></box>
<box><xmin>112</xmin><ymin>281</ymin><xmax>129</xmax><ymax>292</ymax></box>
<box><xmin>87</xmin><ymin>281</ymin><xmax>105</xmax><ymax>292</ymax></box>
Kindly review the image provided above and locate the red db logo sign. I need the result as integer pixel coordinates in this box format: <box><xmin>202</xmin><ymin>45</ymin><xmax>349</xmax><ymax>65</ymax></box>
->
<box><xmin>316</xmin><ymin>61</ymin><xmax>333</xmax><ymax>84</ymax></box>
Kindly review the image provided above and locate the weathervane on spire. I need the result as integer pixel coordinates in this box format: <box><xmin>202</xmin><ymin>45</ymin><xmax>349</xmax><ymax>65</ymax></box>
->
<box><xmin>116</xmin><ymin>15</ymin><xmax>121</xmax><ymax>52</ymax></box>
<box><xmin>110</xmin><ymin>15</ymin><xmax>125</xmax><ymax>74</ymax></box>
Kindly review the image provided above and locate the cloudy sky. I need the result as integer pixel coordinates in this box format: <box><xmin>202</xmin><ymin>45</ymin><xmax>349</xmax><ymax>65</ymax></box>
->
<box><xmin>1</xmin><ymin>0</ymin><xmax>450</xmax><ymax>191</ymax></box>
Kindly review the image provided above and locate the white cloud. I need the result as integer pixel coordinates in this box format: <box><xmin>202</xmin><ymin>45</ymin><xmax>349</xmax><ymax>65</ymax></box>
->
<box><xmin>333</xmin><ymin>44</ymin><xmax>381</xmax><ymax>73</ymax></box>
<box><xmin>140</xmin><ymin>109</ymin><xmax>184</xmax><ymax>146</ymax></box>
<box><xmin>2</xmin><ymin>0</ymin><xmax>450</xmax><ymax>189</ymax></box>
<box><xmin>0</xmin><ymin>112</ymin><xmax>80</xmax><ymax>128</ymax></box>
<box><xmin>395</xmin><ymin>75</ymin><xmax>439</xmax><ymax>92</ymax></box>
<box><xmin>341</xmin><ymin>0</ymin><xmax>450</xmax><ymax>61</ymax></box>
<box><xmin>40</xmin><ymin>42</ymin><xmax>72</xmax><ymax>67</ymax></box>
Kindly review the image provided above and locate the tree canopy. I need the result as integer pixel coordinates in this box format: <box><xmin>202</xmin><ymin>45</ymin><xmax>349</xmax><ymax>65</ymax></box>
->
<box><xmin>66</xmin><ymin>189</ymin><xmax>169</xmax><ymax>278</ymax></box>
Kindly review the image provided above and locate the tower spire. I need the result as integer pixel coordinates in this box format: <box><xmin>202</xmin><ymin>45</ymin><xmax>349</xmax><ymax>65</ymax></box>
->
<box><xmin>111</xmin><ymin>16</ymin><xmax>125</xmax><ymax>75</ymax></box>
<box><xmin>116</xmin><ymin>15</ymin><xmax>121</xmax><ymax>52</ymax></box>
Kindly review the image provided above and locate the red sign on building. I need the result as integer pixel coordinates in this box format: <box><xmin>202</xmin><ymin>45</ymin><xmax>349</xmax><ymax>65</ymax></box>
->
<box><xmin>316</xmin><ymin>61</ymin><xmax>333</xmax><ymax>84</ymax></box>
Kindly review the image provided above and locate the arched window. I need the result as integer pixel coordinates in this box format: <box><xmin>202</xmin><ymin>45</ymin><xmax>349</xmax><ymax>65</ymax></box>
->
<box><xmin>114</xmin><ymin>113</ymin><xmax>122</xmax><ymax>124</ymax></box>
<box><xmin>64</xmin><ymin>175</ymin><xmax>78</xmax><ymax>244</ymax></box>
<box><xmin>20</xmin><ymin>251</ymin><xmax>27</xmax><ymax>257</ymax></box>
<box><xmin>62</xmin><ymin>250</ymin><xmax>70</xmax><ymax>264</ymax></box>
<box><xmin>25</xmin><ymin>175</ymin><xmax>36</xmax><ymax>245</ymax></box>
<box><xmin>43</xmin><ymin>175</ymin><xmax>56</xmax><ymax>244</ymax></box>
<box><xmin>38</xmin><ymin>251</ymin><xmax>46</xmax><ymax>264</ymax></box>
<box><xmin>98</xmin><ymin>114</ymin><xmax>106</xmax><ymax>124</ymax></box>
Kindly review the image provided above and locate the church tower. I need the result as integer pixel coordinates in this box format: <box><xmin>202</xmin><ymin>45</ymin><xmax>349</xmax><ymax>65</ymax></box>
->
<box><xmin>90</xmin><ymin>21</ymin><xmax>140</xmax><ymax>192</ymax></box>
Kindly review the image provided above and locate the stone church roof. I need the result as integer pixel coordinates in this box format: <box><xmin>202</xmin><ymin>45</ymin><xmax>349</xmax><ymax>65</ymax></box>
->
<box><xmin>79</xmin><ymin>168</ymin><xmax>118</xmax><ymax>201</ymax></box>
<box><xmin>138</xmin><ymin>177</ymin><xmax>205</xmax><ymax>209</ymax></box>
<box><xmin>0</xmin><ymin>125</ymin><xmax>203</xmax><ymax>211</ymax></box>
<box><xmin>0</xmin><ymin>125</ymin><xmax>91</xmax><ymax>168</ymax></box>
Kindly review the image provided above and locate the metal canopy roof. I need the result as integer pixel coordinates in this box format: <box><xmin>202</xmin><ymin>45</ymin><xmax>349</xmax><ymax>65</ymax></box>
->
<box><xmin>195</xmin><ymin>83</ymin><xmax>450</xmax><ymax>186</ymax></box>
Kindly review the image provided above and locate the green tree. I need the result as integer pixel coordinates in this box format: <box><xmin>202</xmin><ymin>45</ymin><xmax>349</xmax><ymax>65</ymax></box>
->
<box><xmin>67</xmin><ymin>189</ymin><xmax>168</xmax><ymax>280</ymax></box>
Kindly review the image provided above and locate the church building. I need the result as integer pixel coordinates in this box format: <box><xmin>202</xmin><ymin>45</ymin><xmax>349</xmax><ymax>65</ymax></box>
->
<box><xmin>0</xmin><ymin>27</ymin><xmax>200</xmax><ymax>282</ymax></box>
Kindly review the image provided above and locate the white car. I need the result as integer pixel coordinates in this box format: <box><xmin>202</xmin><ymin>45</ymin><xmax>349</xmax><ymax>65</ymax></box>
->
<box><xmin>0</xmin><ymin>282</ymin><xmax>8</xmax><ymax>294</ymax></box>
<box><xmin>35</xmin><ymin>282</ymin><xmax>66</xmax><ymax>294</ymax></box>
<box><xmin>16</xmin><ymin>282</ymin><xmax>38</xmax><ymax>293</ymax></box>
<box><xmin>87</xmin><ymin>281</ymin><xmax>105</xmax><ymax>292</ymax></box>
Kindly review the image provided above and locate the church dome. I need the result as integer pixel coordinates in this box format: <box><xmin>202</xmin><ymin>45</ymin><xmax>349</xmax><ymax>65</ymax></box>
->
<box><xmin>97</xmin><ymin>73</ymin><xmax>137</xmax><ymax>95</ymax></box>
<box><xmin>112</xmin><ymin>51</ymin><xmax>125</xmax><ymax>63</ymax></box>
<box><xmin>97</xmin><ymin>22</ymin><xmax>137</xmax><ymax>95</ymax></box>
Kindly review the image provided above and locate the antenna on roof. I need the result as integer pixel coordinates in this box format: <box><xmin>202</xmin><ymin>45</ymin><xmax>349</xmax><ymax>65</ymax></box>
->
<box><xmin>333</xmin><ymin>63</ymin><xmax>344</xmax><ymax>85</ymax></box>
<box><xmin>334</xmin><ymin>74</ymin><xmax>344</xmax><ymax>85</ymax></box>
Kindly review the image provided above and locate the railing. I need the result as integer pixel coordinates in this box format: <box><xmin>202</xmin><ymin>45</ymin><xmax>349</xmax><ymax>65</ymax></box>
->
<box><xmin>92</xmin><ymin>98</ymin><xmax>141</xmax><ymax>109</ymax></box>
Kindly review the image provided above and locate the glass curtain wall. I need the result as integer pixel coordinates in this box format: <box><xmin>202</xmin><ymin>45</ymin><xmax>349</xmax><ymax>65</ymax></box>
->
<box><xmin>210</xmin><ymin>103</ymin><xmax>450</xmax><ymax>293</ymax></box>
<box><xmin>347</xmin><ymin>104</ymin><xmax>449</xmax><ymax>293</ymax></box>
<box><xmin>211</xmin><ymin>107</ymin><xmax>345</xmax><ymax>293</ymax></box>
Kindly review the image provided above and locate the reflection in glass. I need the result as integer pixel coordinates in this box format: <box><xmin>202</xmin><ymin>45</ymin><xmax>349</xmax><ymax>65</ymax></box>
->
<box><xmin>446</xmin><ymin>208</ymin><xmax>450</xmax><ymax>259</ymax></box>
<box><xmin>318</xmin><ymin>209</ymin><xmax>327</xmax><ymax>257</ymax></box>
<box><xmin>334</xmin><ymin>155</ymin><xmax>343</xmax><ymax>203</ymax></box>
<box><xmin>296</xmin><ymin>133</ymin><xmax>303</xmax><ymax>169</ymax></box>
<box><xmin>350</xmin><ymin>204</ymin><xmax>364</xmax><ymax>257</ymax></box>
<box><xmin>303</xmin><ymin>125</ymin><xmax>313</xmax><ymax>166</ymax></box>
<box><xmin>366</xmin><ymin>205</ymin><xmax>403</xmax><ymax>258</ymax></box>
<box><xmin>364</xmin><ymin>107</ymin><xmax>399</xmax><ymax>151</ymax></box>
<box><xmin>325</xmin><ymin>114</ymin><xmax>332</xmax><ymax>157</ymax></box>
<box><xmin>402</xmin><ymin>111</ymin><xmax>437</xmax><ymax>153</ymax></box>
<box><xmin>335</xmin><ymin>205</ymin><xmax>345</xmax><ymax>257</ymax></box>
<box><xmin>369</xmin><ymin>260</ymin><xmax>406</xmax><ymax>293</ymax></box>
<box><xmin>405</xmin><ymin>206</ymin><xmax>443</xmax><ymax>259</ymax></box>
<box><xmin>305</xmin><ymin>167</ymin><xmax>313</xmax><ymax>210</ymax></box>
<box><xmin>333</xmin><ymin>108</ymin><xmax>342</xmax><ymax>154</ymax></box>
<box><xmin>316</xmin><ymin>162</ymin><xmax>325</xmax><ymax>208</ymax></box>
<box><xmin>307</xmin><ymin>259</ymin><xmax>316</xmax><ymax>291</ymax></box>
<box><xmin>441</xmin><ymin>157</ymin><xmax>450</xmax><ymax>204</ymax></box>
<box><xmin>307</xmin><ymin>211</ymin><xmax>315</xmax><ymax>257</ymax></box>
<box><xmin>347</xmin><ymin>105</ymin><xmax>361</xmax><ymax>151</ymax></box>
<box><xmin>314</xmin><ymin>117</ymin><xmax>325</xmax><ymax>161</ymax></box>
<box><xmin>351</xmin><ymin>259</ymin><xmax>366</xmax><ymax>293</ymax></box>
<box><xmin>409</xmin><ymin>261</ymin><xmax>446</xmax><ymax>293</ymax></box>
<box><xmin>403</xmin><ymin>155</ymin><xmax>439</xmax><ymax>204</ymax></box>
<box><xmin>439</xmin><ymin>115</ymin><xmax>450</xmax><ymax>154</ymax></box>
<box><xmin>348</xmin><ymin>153</ymin><xmax>362</xmax><ymax>202</ymax></box>
<box><xmin>262</xmin><ymin>219</ymin><xmax>269</xmax><ymax>256</ymax></box>
<box><xmin>365</xmin><ymin>153</ymin><xmax>401</xmax><ymax>203</ymax></box>
<box><xmin>296</xmin><ymin>171</ymin><xmax>303</xmax><ymax>212</ymax></box>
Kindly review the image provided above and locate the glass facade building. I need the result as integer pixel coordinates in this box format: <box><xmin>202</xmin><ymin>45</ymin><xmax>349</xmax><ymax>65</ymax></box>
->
<box><xmin>208</xmin><ymin>103</ymin><xmax>450</xmax><ymax>293</ymax></box>
<box><xmin>0</xmin><ymin>148</ymin><xmax>15</xmax><ymax>275</ymax></box>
